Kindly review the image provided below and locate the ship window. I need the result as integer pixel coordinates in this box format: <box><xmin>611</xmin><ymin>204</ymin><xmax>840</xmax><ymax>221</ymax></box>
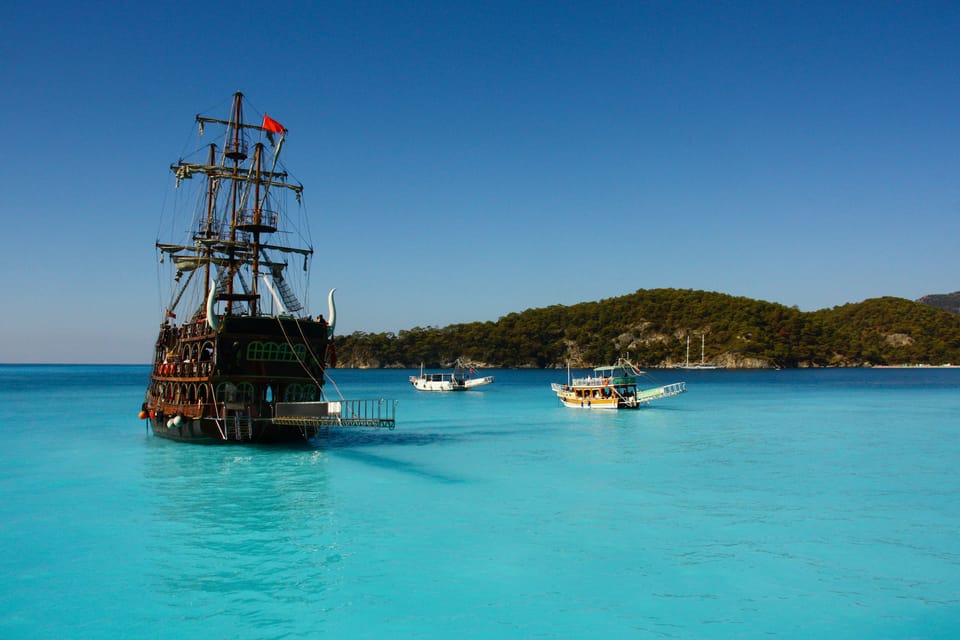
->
<box><xmin>216</xmin><ymin>382</ymin><xmax>238</xmax><ymax>402</ymax></box>
<box><xmin>218</xmin><ymin>382</ymin><xmax>255</xmax><ymax>402</ymax></box>
<box><xmin>247</xmin><ymin>341</ymin><xmax>264</xmax><ymax>360</ymax></box>
<box><xmin>283</xmin><ymin>384</ymin><xmax>318</xmax><ymax>402</ymax></box>
<box><xmin>244</xmin><ymin>341</ymin><xmax>308</xmax><ymax>362</ymax></box>
<box><xmin>237</xmin><ymin>382</ymin><xmax>255</xmax><ymax>402</ymax></box>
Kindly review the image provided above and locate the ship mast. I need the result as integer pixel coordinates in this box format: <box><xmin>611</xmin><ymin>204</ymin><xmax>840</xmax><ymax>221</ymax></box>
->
<box><xmin>250</xmin><ymin>142</ymin><xmax>265</xmax><ymax>316</ymax></box>
<box><xmin>225</xmin><ymin>92</ymin><xmax>245</xmax><ymax>317</ymax></box>
<box><xmin>201</xmin><ymin>142</ymin><xmax>218</xmax><ymax>306</ymax></box>
<box><xmin>161</xmin><ymin>91</ymin><xmax>307</xmax><ymax>321</ymax></box>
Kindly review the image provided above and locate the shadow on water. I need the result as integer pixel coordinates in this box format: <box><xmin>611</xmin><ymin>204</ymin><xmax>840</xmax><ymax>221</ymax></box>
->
<box><xmin>316</xmin><ymin>429</ymin><xmax>460</xmax><ymax>449</ymax></box>
<box><xmin>317</xmin><ymin>429</ymin><xmax>469</xmax><ymax>483</ymax></box>
<box><xmin>331</xmin><ymin>447</ymin><xmax>467</xmax><ymax>484</ymax></box>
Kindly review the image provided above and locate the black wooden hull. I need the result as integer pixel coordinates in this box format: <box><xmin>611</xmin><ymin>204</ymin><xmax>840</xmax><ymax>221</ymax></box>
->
<box><xmin>148</xmin><ymin>415</ymin><xmax>322</xmax><ymax>444</ymax></box>
<box><xmin>143</xmin><ymin>315</ymin><xmax>333</xmax><ymax>444</ymax></box>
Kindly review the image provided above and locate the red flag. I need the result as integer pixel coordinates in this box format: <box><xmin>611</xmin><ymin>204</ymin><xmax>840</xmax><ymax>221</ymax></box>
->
<box><xmin>165</xmin><ymin>309</ymin><xmax>176</xmax><ymax>319</ymax></box>
<box><xmin>262</xmin><ymin>114</ymin><xmax>285</xmax><ymax>133</ymax></box>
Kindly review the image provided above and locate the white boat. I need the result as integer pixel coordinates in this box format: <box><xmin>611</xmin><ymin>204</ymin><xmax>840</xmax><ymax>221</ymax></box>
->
<box><xmin>410</xmin><ymin>361</ymin><xmax>494</xmax><ymax>392</ymax></box>
<box><xmin>677</xmin><ymin>334</ymin><xmax>720</xmax><ymax>370</ymax></box>
<box><xmin>551</xmin><ymin>358</ymin><xmax>686</xmax><ymax>409</ymax></box>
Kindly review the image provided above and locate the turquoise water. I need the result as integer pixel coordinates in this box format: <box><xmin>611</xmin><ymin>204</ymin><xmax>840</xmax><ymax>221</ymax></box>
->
<box><xmin>1</xmin><ymin>365</ymin><xmax>958</xmax><ymax>638</ymax></box>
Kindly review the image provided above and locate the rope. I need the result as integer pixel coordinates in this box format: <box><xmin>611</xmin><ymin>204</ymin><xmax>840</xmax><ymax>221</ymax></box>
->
<box><xmin>275</xmin><ymin>316</ymin><xmax>323</xmax><ymax>389</ymax></box>
<box><xmin>273</xmin><ymin>315</ymin><xmax>348</xmax><ymax>403</ymax></box>
<box><xmin>293</xmin><ymin>317</ymin><xmax>346</xmax><ymax>401</ymax></box>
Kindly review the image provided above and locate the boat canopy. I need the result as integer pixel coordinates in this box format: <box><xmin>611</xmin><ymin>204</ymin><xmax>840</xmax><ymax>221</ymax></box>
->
<box><xmin>594</xmin><ymin>361</ymin><xmax>642</xmax><ymax>375</ymax></box>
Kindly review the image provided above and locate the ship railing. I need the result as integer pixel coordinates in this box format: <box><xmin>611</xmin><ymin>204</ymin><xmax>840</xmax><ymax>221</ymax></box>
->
<box><xmin>197</xmin><ymin>218</ymin><xmax>223</xmax><ymax>238</ymax></box>
<box><xmin>161</xmin><ymin>361</ymin><xmax>213</xmax><ymax>378</ymax></box>
<box><xmin>272</xmin><ymin>398</ymin><xmax>397</xmax><ymax>429</ymax></box>
<box><xmin>570</xmin><ymin>375</ymin><xmax>615</xmax><ymax>386</ymax></box>
<box><xmin>661</xmin><ymin>382</ymin><xmax>687</xmax><ymax>397</ymax></box>
<box><xmin>179</xmin><ymin>320</ymin><xmax>215</xmax><ymax>340</ymax></box>
<box><xmin>237</xmin><ymin>208</ymin><xmax>278</xmax><ymax>230</ymax></box>
<box><xmin>225</xmin><ymin>140</ymin><xmax>248</xmax><ymax>160</ymax></box>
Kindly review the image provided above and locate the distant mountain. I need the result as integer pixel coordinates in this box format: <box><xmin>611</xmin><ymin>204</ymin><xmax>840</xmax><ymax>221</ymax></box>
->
<box><xmin>917</xmin><ymin>292</ymin><xmax>960</xmax><ymax>314</ymax></box>
<box><xmin>334</xmin><ymin>288</ymin><xmax>960</xmax><ymax>369</ymax></box>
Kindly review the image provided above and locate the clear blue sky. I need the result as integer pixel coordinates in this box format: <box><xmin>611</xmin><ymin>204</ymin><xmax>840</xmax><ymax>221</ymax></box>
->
<box><xmin>2</xmin><ymin>1</ymin><xmax>958</xmax><ymax>363</ymax></box>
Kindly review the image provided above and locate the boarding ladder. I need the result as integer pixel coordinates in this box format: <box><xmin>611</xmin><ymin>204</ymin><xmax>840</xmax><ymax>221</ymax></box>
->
<box><xmin>223</xmin><ymin>412</ymin><xmax>253</xmax><ymax>441</ymax></box>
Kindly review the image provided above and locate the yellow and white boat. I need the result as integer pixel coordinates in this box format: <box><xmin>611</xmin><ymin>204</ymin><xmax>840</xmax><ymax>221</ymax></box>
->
<box><xmin>551</xmin><ymin>358</ymin><xmax>686</xmax><ymax>409</ymax></box>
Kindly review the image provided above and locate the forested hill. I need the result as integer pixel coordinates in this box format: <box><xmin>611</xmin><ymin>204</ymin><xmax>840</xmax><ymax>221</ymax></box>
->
<box><xmin>918</xmin><ymin>291</ymin><xmax>960</xmax><ymax>315</ymax></box>
<box><xmin>333</xmin><ymin>289</ymin><xmax>960</xmax><ymax>369</ymax></box>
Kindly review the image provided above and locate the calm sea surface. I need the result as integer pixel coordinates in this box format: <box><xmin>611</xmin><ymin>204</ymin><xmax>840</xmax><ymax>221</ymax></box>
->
<box><xmin>0</xmin><ymin>365</ymin><xmax>958</xmax><ymax>639</ymax></box>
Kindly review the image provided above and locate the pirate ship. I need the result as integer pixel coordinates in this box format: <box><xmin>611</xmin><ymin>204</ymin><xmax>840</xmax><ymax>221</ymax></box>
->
<box><xmin>140</xmin><ymin>92</ymin><xmax>395</xmax><ymax>443</ymax></box>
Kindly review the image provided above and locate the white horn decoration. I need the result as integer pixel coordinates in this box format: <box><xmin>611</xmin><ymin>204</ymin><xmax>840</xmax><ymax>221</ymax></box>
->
<box><xmin>327</xmin><ymin>288</ymin><xmax>337</xmax><ymax>338</ymax></box>
<box><xmin>206</xmin><ymin>284</ymin><xmax>221</xmax><ymax>331</ymax></box>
